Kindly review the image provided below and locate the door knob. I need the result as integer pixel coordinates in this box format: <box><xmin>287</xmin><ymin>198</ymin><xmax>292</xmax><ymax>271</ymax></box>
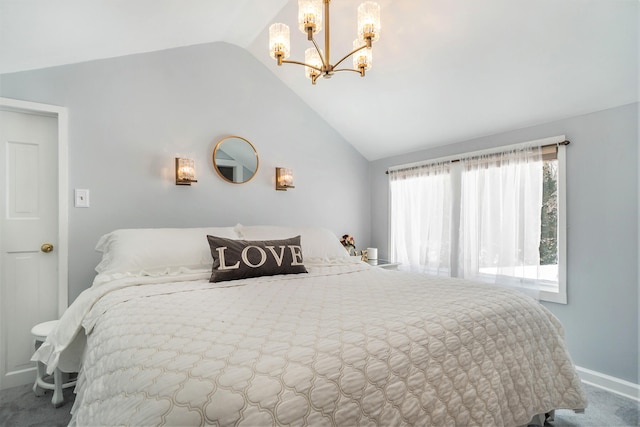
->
<box><xmin>40</xmin><ymin>243</ymin><xmax>54</xmax><ymax>253</ymax></box>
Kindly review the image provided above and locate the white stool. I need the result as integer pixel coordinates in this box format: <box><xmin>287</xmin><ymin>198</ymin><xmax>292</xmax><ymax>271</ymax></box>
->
<box><xmin>31</xmin><ymin>320</ymin><xmax>76</xmax><ymax>407</ymax></box>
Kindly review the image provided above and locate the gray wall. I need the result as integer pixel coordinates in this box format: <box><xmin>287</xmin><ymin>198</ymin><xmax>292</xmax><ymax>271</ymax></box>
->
<box><xmin>369</xmin><ymin>103</ymin><xmax>639</xmax><ymax>384</ymax></box>
<box><xmin>0</xmin><ymin>42</ymin><xmax>371</xmax><ymax>302</ymax></box>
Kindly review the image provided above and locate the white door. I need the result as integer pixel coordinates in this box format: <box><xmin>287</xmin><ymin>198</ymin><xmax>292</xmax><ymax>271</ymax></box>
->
<box><xmin>0</xmin><ymin>109</ymin><xmax>59</xmax><ymax>389</ymax></box>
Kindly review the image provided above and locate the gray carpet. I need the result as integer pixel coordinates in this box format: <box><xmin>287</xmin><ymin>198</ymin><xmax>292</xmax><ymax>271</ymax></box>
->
<box><xmin>0</xmin><ymin>381</ymin><xmax>638</xmax><ymax>426</ymax></box>
<box><xmin>0</xmin><ymin>382</ymin><xmax>75</xmax><ymax>427</ymax></box>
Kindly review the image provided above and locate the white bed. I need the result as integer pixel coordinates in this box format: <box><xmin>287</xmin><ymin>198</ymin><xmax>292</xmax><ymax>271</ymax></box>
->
<box><xmin>34</xmin><ymin>225</ymin><xmax>587</xmax><ymax>426</ymax></box>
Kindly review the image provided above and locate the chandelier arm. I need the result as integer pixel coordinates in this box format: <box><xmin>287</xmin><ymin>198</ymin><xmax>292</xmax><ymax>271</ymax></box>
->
<box><xmin>332</xmin><ymin>44</ymin><xmax>368</xmax><ymax>69</ymax></box>
<box><xmin>332</xmin><ymin>68</ymin><xmax>364</xmax><ymax>73</ymax></box>
<box><xmin>332</xmin><ymin>68</ymin><xmax>366</xmax><ymax>77</ymax></box>
<box><xmin>310</xmin><ymin>37</ymin><xmax>328</xmax><ymax>69</ymax></box>
<box><xmin>281</xmin><ymin>59</ymin><xmax>323</xmax><ymax>73</ymax></box>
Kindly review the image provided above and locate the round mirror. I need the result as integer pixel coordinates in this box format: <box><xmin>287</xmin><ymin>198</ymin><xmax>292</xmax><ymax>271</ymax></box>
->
<box><xmin>212</xmin><ymin>136</ymin><xmax>259</xmax><ymax>184</ymax></box>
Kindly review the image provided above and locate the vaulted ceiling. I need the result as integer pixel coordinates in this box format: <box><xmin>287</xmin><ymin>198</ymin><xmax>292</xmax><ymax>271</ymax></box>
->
<box><xmin>1</xmin><ymin>0</ymin><xmax>637</xmax><ymax>160</ymax></box>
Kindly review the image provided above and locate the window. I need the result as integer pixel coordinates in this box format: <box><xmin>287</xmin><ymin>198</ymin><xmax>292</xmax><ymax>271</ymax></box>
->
<box><xmin>389</xmin><ymin>136</ymin><xmax>567</xmax><ymax>304</ymax></box>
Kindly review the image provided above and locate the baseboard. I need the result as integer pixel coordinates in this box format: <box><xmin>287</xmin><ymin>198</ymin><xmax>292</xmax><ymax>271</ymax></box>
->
<box><xmin>1</xmin><ymin>366</ymin><xmax>37</xmax><ymax>390</ymax></box>
<box><xmin>576</xmin><ymin>365</ymin><xmax>640</xmax><ymax>402</ymax></box>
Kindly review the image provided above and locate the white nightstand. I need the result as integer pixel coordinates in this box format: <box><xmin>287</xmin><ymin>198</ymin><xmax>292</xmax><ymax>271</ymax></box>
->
<box><xmin>32</xmin><ymin>320</ymin><xmax>76</xmax><ymax>407</ymax></box>
<box><xmin>367</xmin><ymin>259</ymin><xmax>400</xmax><ymax>270</ymax></box>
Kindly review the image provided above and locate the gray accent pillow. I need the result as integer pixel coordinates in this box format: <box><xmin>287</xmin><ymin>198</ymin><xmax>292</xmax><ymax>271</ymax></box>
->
<box><xmin>207</xmin><ymin>235</ymin><xmax>308</xmax><ymax>283</ymax></box>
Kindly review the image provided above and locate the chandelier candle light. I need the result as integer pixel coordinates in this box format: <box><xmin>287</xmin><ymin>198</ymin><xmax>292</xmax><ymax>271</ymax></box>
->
<box><xmin>269</xmin><ymin>0</ymin><xmax>381</xmax><ymax>84</ymax></box>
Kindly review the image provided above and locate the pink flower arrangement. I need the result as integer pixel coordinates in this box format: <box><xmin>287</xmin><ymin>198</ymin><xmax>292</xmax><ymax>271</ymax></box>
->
<box><xmin>340</xmin><ymin>234</ymin><xmax>356</xmax><ymax>251</ymax></box>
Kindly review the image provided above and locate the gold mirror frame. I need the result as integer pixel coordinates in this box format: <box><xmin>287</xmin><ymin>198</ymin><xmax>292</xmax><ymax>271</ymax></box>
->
<box><xmin>212</xmin><ymin>135</ymin><xmax>260</xmax><ymax>184</ymax></box>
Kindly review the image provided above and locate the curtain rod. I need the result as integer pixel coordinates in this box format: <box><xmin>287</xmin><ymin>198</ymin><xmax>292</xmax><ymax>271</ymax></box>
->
<box><xmin>385</xmin><ymin>140</ymin><xmax>570</xmax><ymax>175</ymax></box>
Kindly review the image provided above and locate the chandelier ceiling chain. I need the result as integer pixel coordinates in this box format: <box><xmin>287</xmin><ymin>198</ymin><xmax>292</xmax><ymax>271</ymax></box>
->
<box><xmin>269</xmin><ymin>0</ymin><xmax>381</xmax><ymax>85</ymax></box>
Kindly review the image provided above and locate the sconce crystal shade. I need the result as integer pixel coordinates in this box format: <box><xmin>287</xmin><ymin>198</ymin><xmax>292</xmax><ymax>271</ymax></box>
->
<box><xmin>357</xmin><ymin>1</ymin><xmax>381</xmax><ymax>44</ymax></box>
<box><xmin>298</xmin><ymin>0</ymin><xmax>322</xmax><ymax>35</ymax></box>
<box><xmin>353</xmin><ymin>39</ymin><xmax>372</xmax><ymax>71</ymax></box>
<box><xmin>269</xmin><ymin>23</ymin><xmax>291</xmax><ymax>61</ymax></box>
<box><xmin>275</xmin><ymin>167</ymin><xmax>295</xmax><ymax>191</ymax></box>
<box><xmin>175</xmin><ymin>158</ymin><xmax>197</xmax><ymax>185</ymax></box>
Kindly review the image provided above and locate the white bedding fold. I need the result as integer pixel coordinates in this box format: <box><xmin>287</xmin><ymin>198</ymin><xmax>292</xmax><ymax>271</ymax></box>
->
<box><xmin>32</xmin><ymin>272</ymin><xmax>209</xmax><ymax>373</ymax></box>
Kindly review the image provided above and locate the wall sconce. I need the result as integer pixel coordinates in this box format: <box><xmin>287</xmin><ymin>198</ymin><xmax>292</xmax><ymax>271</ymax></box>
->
<box><xmin>275</xmin><ymin>167</ymin><xmax>295</xmax><ymax>191</ymax></box>
<box><xmin>175</xmin><ymin>158</ymin><xmax>198</xmax><ymax>185</ymax></box>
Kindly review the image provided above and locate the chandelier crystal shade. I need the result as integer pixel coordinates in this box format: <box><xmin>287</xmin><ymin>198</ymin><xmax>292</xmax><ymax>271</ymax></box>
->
<box><xmin>269</xmin><ymin>0</ymin><xmax>381</xmax><ymax>85</ymax></box>
<box><xmin>269</xmin><ymin>23</ymin><xmax>291</xmax><ymax>61</ymax></box>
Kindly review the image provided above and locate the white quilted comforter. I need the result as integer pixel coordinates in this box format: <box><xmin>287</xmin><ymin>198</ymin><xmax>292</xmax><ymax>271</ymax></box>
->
<box><xmin>35</xmin><ymin>261</ymin><xmax>586</xmax><ymax>426</ymax></box>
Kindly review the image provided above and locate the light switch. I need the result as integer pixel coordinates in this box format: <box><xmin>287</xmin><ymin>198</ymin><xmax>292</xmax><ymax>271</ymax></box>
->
<box><xmin>75</xmin><ymin>189</ymin><xmax>90</xmax><ymax>208</ymax></box>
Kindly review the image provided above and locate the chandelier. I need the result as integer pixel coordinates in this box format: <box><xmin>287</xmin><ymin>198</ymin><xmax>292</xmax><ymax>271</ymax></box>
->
<box><xmin>269</xmin><ymin>0</ymin><xmax>381</xmax><ymax>85</ymax></box>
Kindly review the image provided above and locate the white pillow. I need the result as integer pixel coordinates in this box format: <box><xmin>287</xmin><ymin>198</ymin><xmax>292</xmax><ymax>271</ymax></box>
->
<box><xmin>95</xmin><ymin>227</ymin><xmax>238</xmax><ymax>277</ymax></box>
<box><xmin>234</xmin><ymin>224</ymin><xmax>349</xmax><ymax>261</ymax></box>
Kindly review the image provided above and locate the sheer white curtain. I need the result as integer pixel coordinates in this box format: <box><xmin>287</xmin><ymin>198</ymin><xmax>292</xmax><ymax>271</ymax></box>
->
<box><xmin>458</xmin><ymin>146</ymin><xmax>543</xmax><ymax>295</ymax></box>
<box><xmin>389</xmin><ymin>162</ymin><xmax>452</xmax><ymax>275</ymax></box>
